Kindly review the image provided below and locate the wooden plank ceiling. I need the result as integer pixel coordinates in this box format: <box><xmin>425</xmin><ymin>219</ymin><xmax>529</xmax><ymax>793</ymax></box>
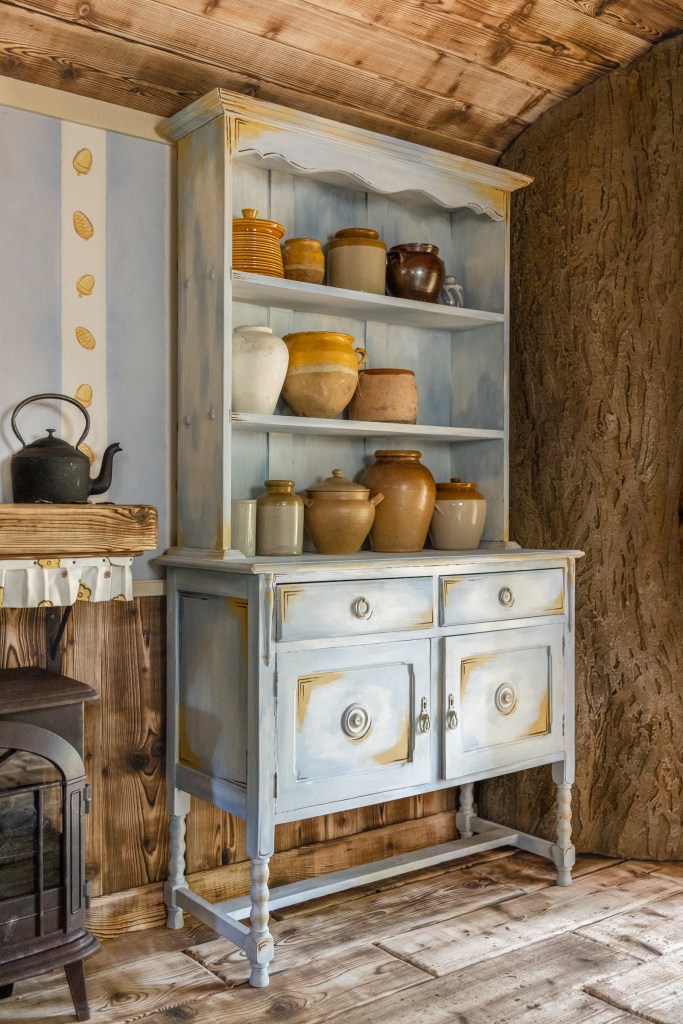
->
<box><xmin>1</xmin><ymin>0</ymin><xmax>682</xmax><ymax>162</ymax></box>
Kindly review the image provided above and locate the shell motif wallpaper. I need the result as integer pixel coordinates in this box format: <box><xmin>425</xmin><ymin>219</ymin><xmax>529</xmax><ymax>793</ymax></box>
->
<box><xmin>0</xmin><ymin>104</ymin><xmax>172</xmax><ymax>577</ymax></box>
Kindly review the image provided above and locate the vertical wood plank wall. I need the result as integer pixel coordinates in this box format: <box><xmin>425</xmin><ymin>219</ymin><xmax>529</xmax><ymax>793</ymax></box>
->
<box><xmin>0</xmin><ymin>599</ymin><xmax>456</xmax><ymax>936</ymax></box>
<box><xmin>479</xmin><ymin>34</ymin><xmax>683</xmax><ymax>860</ymax></box>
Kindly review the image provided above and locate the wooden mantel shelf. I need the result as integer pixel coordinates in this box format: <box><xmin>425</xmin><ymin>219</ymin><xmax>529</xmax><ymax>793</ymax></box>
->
<box><xmin>0</xmin><ymin>504</ymin><xmax>158</xmax><ymax>558</ymax></box>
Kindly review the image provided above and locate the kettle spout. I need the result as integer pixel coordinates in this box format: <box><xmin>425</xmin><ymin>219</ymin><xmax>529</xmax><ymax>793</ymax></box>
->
<box><xmin>89</xmin><ymin>442</ymin><xmax>122</xmax><ymax>496</ymax></box>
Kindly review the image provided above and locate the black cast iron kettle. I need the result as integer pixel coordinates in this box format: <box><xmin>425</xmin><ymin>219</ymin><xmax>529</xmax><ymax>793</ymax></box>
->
<box><xmin>10</xmin><ymin>393</ymin><xmax>122</xmax><ymax>503</ymax></box>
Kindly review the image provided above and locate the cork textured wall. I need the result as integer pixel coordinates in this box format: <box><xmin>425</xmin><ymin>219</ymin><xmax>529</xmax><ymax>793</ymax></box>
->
<box><xmin>481</xmin><ymin>35</ymin><xmax>683</xmax><ymax>859</ymax></box>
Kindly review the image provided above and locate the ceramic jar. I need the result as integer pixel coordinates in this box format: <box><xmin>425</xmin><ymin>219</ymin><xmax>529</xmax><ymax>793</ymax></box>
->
<box><xmin>256</xmin><ymin>480</ymin><xmax>304</xmax><ymax>555</ymax></box>
<box><xmin>282</xmin><ymin>237</ymin><xmax>325</xmax><ymax>284</ymax></box>
<box><xmin>281</xmin><ymin>331</ymin><xmax>366</xmax><ymax>418</ymax></box>
<box><xmin>429</xmin><ymin>478</ymin><xmax>487</xmax><ymax>550</ymax></box>
<box><xmin>348</xmin><ymin>368</ymin><xmax>418</xmax><ymax>424</ymax></box>
<box><xmin>360</xmin><ymin>450</ymin><xmax>436</xmax><ymax>552</ymax></box>
<box><xmin>385</xmin><ymin>243</ymin><xmax>445</xmax><ymax>303</ymax></box>
<box><xmin>232</xmin><ymin>208</ymin><xmax>285</xmax><ymax>278</ymax></box>
<box><xmin>327</xmin><ymin>228</ymin><xmax>387</xmax><ymax>294</ymax></box>
<box><xmin>303</xmin><ymin>469</ymin><xmax>384</xmax><ymax>554</ymax></box>
<box><xmin>232</xmin><ymin>325</ymin><xmax>289</xmax><ymax>414</ymax></box>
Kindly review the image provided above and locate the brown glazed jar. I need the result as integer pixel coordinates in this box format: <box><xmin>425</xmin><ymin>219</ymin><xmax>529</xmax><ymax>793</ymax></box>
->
<box><xmin>359</xmin><ymin>450</ymin><xmax>436</xmax><ymax>552</ymax></box>
<box><xmin>385</xmin><ymin>243</ymin><xmax>445</xmax><ymax>302</ymax></box>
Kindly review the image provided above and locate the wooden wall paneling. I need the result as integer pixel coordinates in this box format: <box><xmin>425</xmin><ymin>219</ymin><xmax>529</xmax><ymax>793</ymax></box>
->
<box><xmin>62</xmin><ymin>597</ymin><xmax>169</xmax><ymax>896</ymax></box>
<box><xmin>480</xmin><ymin>34</ymin><xmax>683</xmax><ymax>861</ymax></box>
<box><xmin>0</xmin><ymin>607</ymin><xmax>49</xmax><ymax>668</ymax></box>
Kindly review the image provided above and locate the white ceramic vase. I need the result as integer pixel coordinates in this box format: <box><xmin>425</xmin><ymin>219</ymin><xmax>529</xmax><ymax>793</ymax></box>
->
<box><xmin>232</xmin><ymin>325</ymin><xmax>289</xmax><ymax>415</ymax></box>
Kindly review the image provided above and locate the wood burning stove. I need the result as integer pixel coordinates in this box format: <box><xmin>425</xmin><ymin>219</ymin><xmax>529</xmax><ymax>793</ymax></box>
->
<box><xmin>0</xmin><ymin>668</ymin><xmax>99</xmax><ymax>1021</ymax></box>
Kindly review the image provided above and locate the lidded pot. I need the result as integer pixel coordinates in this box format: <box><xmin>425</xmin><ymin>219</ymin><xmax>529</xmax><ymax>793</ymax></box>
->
<box><xmin>303</xmin><ymin>469</ymin><xmax>384</xmax><ymax>555</ymax></box>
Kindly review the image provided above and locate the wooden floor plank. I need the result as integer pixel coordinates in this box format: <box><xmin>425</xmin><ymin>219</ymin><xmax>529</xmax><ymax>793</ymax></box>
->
<box><xmin>586</xmin><ymin>948</ymin><xmax>683</xmax><ymax>1024</ymax></box>
<box><xmin>578</xmin><ymin>889</ymin><xmax>683</xmax><ymax>962</ymax></box>
<box><xmin>378</xmin><ymin>864</ymin><xmax>679</xmax><ymax>976</ymax></box>
<box><xmin>113</xmin><ymin>944</ymin><xmax>427</xmax><ymax>1024</ymax></box>
<box><xmin>0</xmin><ymin>950</ymin><xmax>227</xmax><ymax>1023</ymax></box>
<box><xmin>187</xmin><ymin>868</ymin><xmax>525</xmax><ymax>982</ymax></box>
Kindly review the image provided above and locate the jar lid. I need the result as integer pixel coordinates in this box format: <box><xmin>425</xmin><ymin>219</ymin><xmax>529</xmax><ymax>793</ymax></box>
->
<box><xmin>233</xmin><ymin>208</ymin><xmax>285</xmax><ymax>239</ymax></box>
<box><xmin>435</xmin><ymin>478</ymin><xmax>485</xmax><ymax>499</ymax></box>
<box><xmin>389</xmin><ymin>243</ymin><xmax>440</xmax><ymax>255</ymax></box>
<box><xmin>328</xmin><ymin>228</ymin><xmax>386</xmax><ymax>251</ymax></box>
<box><xmin>307</xmin><ymin>469</ymin><xmax>370</xmax><ymax>498</ymax></box>
<box><xmin>263</xmin><ymin>479</ymin><xmax>295</xmax><ymax>489</ymax></box>
<box><xmin>374</xmin><ymin>450</ymin><xmax>422</xmax><ymax>459</ymax></box>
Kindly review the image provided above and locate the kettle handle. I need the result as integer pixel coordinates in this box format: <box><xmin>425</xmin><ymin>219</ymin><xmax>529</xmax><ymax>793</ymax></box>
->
<box><xmin>11</xmin><ymin>393</ymin><xmax>90</xmax><ymax>448</ymax></box>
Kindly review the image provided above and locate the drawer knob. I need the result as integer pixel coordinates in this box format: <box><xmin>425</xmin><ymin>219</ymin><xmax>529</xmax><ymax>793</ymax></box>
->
<box><xmin>418</xmin><ymin>696</ymin><xmax>431</xmax><ymax>733</ymax></box>
<box><xmin>341</xmin><ymin>703</ymin><xmax>372</xmax><ymax>739</ymax></box>
<box><xmin>447</xmin><ymin>693</ymin><xmax>458</xmax><ymax>730</ymax></box>
<box><xmin>494</xmin><ymin>683</ymin><xmax>517</xmax><ymax>715</ymax></box>
<box><xmin>498</xmin><ymin>586</ymin><xmax>515</xmax><ymax>608</ymax></box>
<box><xmin>352</xmin><ymin>596</ymin><xmax>374</xmax><ymax>619</ymax></box>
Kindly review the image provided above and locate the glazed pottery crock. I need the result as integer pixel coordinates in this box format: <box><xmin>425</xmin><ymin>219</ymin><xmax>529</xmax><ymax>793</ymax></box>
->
<box><xmin>281</xmin><ymin>331</ymin><xmax>366</xmax><ymax>418</ymax></box>
<box><xmin>281</xmin><ymin>237</ymin><xmax>325</xmax><ymax>284</ymax></box>
<box><xmin>256</xmin><ymin>480</ymin><xmax>304</xmax><ymax>555</ymax></box>
<box><xmin>429</xmin><ymin>478</ymin><xmax>487</xmax><ymax>550</ymax></box>
<box><xmin>304</xmin><ymin>469</ymin><xmax>384</xmax><ymax>554</ymax></box>
<box><xmin>385</xmin><ymin>243</ymin><xmax>445</xmax><ymax>302</ymax></box>
<box><xmin>360</xmin><ymin>450</ymin><xmax>436</xmax><ymax>552</ymax></box>
<box><xmin>231</xmin><ymin>325</ymin><xmax>289</xmax><ymax>415</ymax></box>
<box><xmin>232</xmin><ymin>208</ymin><xmax>285</xmax><ymax>277</ymax></box>
<box><xmin>327</xmin><ymin>228</ymin><xmax>387</xmax><ymax>294</ymax></box>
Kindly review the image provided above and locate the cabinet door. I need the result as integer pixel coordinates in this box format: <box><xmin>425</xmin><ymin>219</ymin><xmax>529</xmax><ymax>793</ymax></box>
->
<box><xmin>443</xmin><ymin>624</ymin><xmax>565</xmax><ymax>779</ymax></box>
<box><xmin>276</xmin><ymin>640</ymin><xmax>432</xmax><ymax>813</ymax></box>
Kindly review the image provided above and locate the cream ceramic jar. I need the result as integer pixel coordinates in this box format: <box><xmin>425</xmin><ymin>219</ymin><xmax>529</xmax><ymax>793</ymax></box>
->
<box><xmin>232</xmin><ymin>325</ymin><xmax>289</xmax><ymax>415</ymax></box>
<box><xmin>429</xmin><ymin>479</ymin><xmax>486</xmax><ymax>550</ymax></box>
<box><xmin>327</xmin><ymin>228</ymin><xmax>386</xmax><ymax>294</ymax></box>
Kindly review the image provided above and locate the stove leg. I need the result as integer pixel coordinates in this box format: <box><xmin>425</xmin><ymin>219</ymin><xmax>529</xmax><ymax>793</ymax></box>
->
<box><xmin>64</xmin><ymin>959</ymin><xmax>90</xmax><ymax>1022</ymax></box>
<box><xmin>0</xmin><ymin>984</ymin><xmax>13</xmax><ymax>1000</ymax></box>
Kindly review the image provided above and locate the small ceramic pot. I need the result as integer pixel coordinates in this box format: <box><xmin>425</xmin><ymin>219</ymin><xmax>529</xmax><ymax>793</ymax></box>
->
<box><xmin>385</xmin><ymin>243</ymin><xmax>445</xmax><ymax>303</ymax></box>
<box><xmin>348</xmin><ymin>368</ymin><xmax>418</xmax><ymax>424</ymax></box>
<box><xmin>232</xmin><ymin>325</ymin><xmax>289</xmax><ymax>414</ymax></box>
<box><xmin>256</xmin><ymin>480</ymin><xmax>304</xmax><ymax>555</ymax></box>
<box><xmin>232</xmin><ymin>208</ymin><xmax>285</xmax><ymax>278</ymax></box>
<box><xmin>326</xmin><ymin>228</ymin><xmax>386</xmax><ymax>294</ymax></box>
<box><xmin>438</xmin><ymin>276</ymin><xmax>465</xmax><ymax>307</ymax></box>
<box><xmin>304</xmin><ymin>469</ymin><xmax>384</xmax><ymax>554</ymax></box>
<box><xmin>429</xmin><ymin>479</ymin><xmax>487</xmax><ymax>550</ymax></box>
<box><xmin>360</xmin><ymin>450</ymin><xmax>436</xmax><ymax>552</ymax></box>
<box><xmin>282</xmin><ymin>237</ymin><xmax>325</xmax><ymax>284</ymax></box>
<box><xmin>282</xmin><ymin>331</ymin><xmax>366</xmax><ymax>418</ymax></box>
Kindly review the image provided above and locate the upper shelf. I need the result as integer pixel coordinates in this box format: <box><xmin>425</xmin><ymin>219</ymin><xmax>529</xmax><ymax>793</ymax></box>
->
<box><xmin>232</xmin><ymin>272</ymin><xmax>504</xmax><ymax>331</ymax></box>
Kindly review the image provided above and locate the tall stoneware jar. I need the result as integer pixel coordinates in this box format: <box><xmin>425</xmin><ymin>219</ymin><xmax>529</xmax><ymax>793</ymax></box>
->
<box><xmin>360</xmin><ymin>450</ymin><xmax>436</xmax><ymax>552</ymax></box>
<box><xmin>256</xmin><ymin>480</ymin><xmax>304</xmax><ymax>555</ymax></box>
<box><xmin>232</xmin><ymin>325</ymin><xmax>289</xmax><ymax>415</ymax></box>
<box><xmin>327</xmin><ymin>228</ymin><xmax>386</xmax><ymax>294</ymax></box>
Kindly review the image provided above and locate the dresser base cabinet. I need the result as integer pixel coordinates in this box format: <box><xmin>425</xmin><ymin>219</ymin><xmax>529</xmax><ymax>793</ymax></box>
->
<box><xmin>162</xmin><ymin>551</ymin><xmax>578</xmax><ymax>987</ymax></box>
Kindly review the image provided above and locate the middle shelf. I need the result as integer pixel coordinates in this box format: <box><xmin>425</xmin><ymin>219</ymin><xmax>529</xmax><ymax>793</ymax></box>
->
<box><xmin>232</xmin><ymin>413</ymin><xmax>504</xmax><ymax>441</ymax></box>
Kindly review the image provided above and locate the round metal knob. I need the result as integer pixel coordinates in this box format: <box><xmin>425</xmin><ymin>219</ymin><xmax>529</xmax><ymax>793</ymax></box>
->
<box><xmin>494</xmin><ymin>683</ymin><xmax>517</xmax><ymax>715</ymax></box>
<box><xmin>352</xmin><ymin>596</ymin><xmax>373</xmax><ymax>619</ymax></box>
<box><xmin>341</xmin><ymin>703</ymin><xmax>372</xmax><ymax>738</ymax></box>
<box><xmin>498</xmin><ymin>586</ymin><xmax>515</xmax><ymax>608</ymax></box>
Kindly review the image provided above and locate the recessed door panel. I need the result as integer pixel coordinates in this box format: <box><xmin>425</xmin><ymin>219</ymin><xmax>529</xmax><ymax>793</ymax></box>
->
<box><xmin>443</xmin><ymin>624</ymin><xmax>565</xmax><ymax>778</ymax></box>
<box><xmin>276</xmin><ymin>640</ymin><xmax>432</xmax><ymax>812</ymax></box>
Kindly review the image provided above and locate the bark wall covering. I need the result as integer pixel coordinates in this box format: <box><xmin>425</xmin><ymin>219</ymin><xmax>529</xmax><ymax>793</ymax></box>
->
<box><xmin>480</xmin><ymin>36</ymin><xmax>683</xmax><ymax>859</ymax></box>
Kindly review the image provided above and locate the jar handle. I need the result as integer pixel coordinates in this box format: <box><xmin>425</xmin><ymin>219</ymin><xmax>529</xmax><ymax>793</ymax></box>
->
<box><xmin>370</xmin><ymin>492</ymin><xmax>384</xmax><ymax>507</ymax></box>
<box><xmin>386</xmin><ymin>250</ymin><xmax>404</xmax><ymax>264</ymax></box>
<box><xmin>354</xmin><ymin>347</ymin><xmax>367</xmax><ymax>368</ymax></box>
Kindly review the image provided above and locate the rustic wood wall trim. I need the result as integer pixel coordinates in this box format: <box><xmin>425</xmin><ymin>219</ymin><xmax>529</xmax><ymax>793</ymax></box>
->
<box><xmin>480</xmin><ymin>35</ymin><xmax>683</xmax><ymax>860</ymax></box>
<box><xmin>0</xmin><ymin>599</ymin><xmax>454</xmax><ymax>934</ymax></box>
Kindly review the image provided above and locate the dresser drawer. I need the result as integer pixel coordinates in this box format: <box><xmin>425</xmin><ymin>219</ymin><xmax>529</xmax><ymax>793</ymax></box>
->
<box><xmin>442</xmin><ymin>623</ymin><xmax>565</xmax><ymax>778</ymax></box>
<box><xmin>277</xmin><ymin>577</ymin><xmax>434</xmax><ymax>641</ymax></box>
<box><xmin>441</xmin><ymin>568</ymin><xmax>565</xmax><ymax>626</ymax></box>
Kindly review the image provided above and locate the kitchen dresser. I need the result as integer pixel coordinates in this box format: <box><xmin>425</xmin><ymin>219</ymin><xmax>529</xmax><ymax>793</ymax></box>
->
<box><xmin>160</xmin><ymin>90</ymin><xmax>581</xmax><ymax>987</ymax></box>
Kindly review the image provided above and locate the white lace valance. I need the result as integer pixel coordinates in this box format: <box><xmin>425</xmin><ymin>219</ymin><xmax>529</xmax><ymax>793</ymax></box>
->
<box><xmin>0</xmin><ymin>557</ymin><xmax>133</xmax><ymax>608</ymax></box>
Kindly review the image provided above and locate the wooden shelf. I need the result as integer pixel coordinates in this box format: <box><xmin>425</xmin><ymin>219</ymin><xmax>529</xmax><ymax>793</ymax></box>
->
<box><xmin>231</xmin><ymin>413</ymin><xmax>504</xmax><ymax>441</ymax></box>
<box><xmin>0</xmin><ymin>504</ymin><xmax>158</xmax><ymax>558</ymax></box>
<box><xmin>232</xmin><ymin>272</ymin><xmax>504</xmax><ymax>331</ymax></box>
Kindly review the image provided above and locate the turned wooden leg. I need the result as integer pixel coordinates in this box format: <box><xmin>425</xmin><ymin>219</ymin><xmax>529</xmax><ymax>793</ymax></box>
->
<box><xmin>64</xmin><ymin>959</ymin><xmax>90</xmax><ymax>1022</ymax></box>
<box><xmin>165</xmin><ymin>812</ymin><xmax>188</xmax><ymax>929</ymax></box>
<box><xmin>245</xmin><ymin>854</ymin><xmax>274</xmax><ymax>988</ymax></box>
<box><xmin>551</xmin><ymin>762</ymin><xmax>575</xmax><ymax>886</ymax></box>
<box><xmin>456</xmin><ymin>782</ymin><xmax>475</xmax><ymax>838</ymax></box>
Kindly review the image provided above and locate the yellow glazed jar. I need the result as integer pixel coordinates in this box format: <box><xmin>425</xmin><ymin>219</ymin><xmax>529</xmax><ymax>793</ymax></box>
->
<box><xmin>232</xmin><ymin>208</ymin><xmax>285</xmax><ymax>278</ymax></box>
<box><xmin>281</xmin><ymin>237</ymin><xmax>325</xmax><ymax>284</ymax></box>
<box><xmin>281</xmin><ymin>331</ymin><xmax>366</xmax><ymax>418</ymax></box>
